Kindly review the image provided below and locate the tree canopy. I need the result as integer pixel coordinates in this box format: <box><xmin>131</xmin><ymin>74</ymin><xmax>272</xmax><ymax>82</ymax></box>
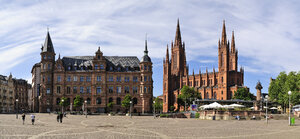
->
<box><xmin>177</xmin><ymin>85</ymin><xmax>201</xmax><ymax>110</ymax></box>
<box><xmin>233</xmin><ymin>88</ymin><xmax>255</xmax><ymax>101</ymax></box>
<box><xmin>269</xmin><ymin>71</ymin><xmax>300</xmax><ymax>107</ymax></box>
<box><xmin>73</xmin><ymin>95</ymin><xmax>83</xmax><ymax>108</ymax></box>
<box><xmin>59</xmin><ymin>97</ymin><xmax>69</xmax><ymax>107</ymax></box>
<box><xmin>121</xmin><ymin>94</ymin><xmax>131</xmax><ymax>112</ymax></box>
<box><xmin>153</xmin><ymin>97</ymin><xmax>163</xmax><ymax>112</ymax></box>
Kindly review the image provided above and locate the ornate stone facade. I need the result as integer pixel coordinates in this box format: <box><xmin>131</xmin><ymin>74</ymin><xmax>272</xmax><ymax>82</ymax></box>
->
<box><xmin>31</xmin><ymin>32</ymin><xmax>153</xmax><ymax>113</ymax></box>
<box><xmin>163</xmin><ymin>20</ymin><xmax>245</xmax><ymax>112</ymax></box>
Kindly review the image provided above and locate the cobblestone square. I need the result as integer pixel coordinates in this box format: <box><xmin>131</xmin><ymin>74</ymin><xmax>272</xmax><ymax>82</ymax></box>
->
<box><xmin>0</xmin><ymin>113</ymin><xmax>299</xmax><ymax>139</ymax></box>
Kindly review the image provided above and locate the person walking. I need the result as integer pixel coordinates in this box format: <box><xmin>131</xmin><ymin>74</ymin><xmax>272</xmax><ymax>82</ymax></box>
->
<box><xmin>22</xmin><ymin>113</ymin><xmax>26</xmax><ymax>125</ymax></box>
<box><xmin>57</xmin><ymin>112</ymin><xmax>60</xmax><ymax>122</ymax></box>
<box><xmin>31</xmin><ymin>114</ymin><xmax>35</xmax><ymax>125</ymax></box>
<box><xmin>59</xmin><ymin>112</ymin><xmax>63</xmax><ymax>123</ymax></box>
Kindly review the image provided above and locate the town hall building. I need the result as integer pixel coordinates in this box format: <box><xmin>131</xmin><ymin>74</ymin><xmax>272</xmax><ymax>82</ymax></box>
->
<box><xmin>31</xmin><ymin>31</ymin><xmax>153</xmax><ymax>113</ymax></box>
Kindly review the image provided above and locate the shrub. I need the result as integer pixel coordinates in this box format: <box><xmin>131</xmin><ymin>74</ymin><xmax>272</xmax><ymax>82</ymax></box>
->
<box><xmin>195</xmin><ymin>113</ymin><xmax>200</xmax><ymax>118</ymax></box>
<box><xmin>160</xmin><ymin>114</ymin><xmax>169</xmax><ymax>117</ymax></box>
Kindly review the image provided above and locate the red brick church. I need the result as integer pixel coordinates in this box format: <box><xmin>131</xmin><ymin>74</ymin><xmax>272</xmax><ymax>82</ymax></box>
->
<box><xmin>163</xmin><ymin>20</ymin><xmax>245</xmax><ymax>112</ymax></box>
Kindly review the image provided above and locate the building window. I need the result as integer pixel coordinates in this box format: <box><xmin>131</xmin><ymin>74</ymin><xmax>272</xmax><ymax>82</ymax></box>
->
<box><xmin>57</xmin><ymin>86</ymin><xmax>60</xmax><ymax>94</ymax></box>
<box><xmin>133</xmin><ymin>76</ymin><xmax>138</xmax><ymax>82</ymax></box>
<box><xmin>109</xmin><ymin>67</ymin><xmax>113</xmax><ymax>71</ymax></box>
<box><xmin>117</xmin><ymin>86</ymin><xmax>121</xmax><ymax>94</ymax></box>
<box><xmin>133</xmin><ymin>98</ymin><xmax>138</xmax><ymax>105</ymax></box>
<box><xmin>80</xmin><ymin>76</ymin><xmax>84</xmax><ymax>82</ymax></box>
<box><xmin>87</xmin><ymin>98</ymin><xmax>91</xmax><ymax>104</ymax></box>
<box><xmin>116</xmin><ymin>76</ymin><xmax>121</xmax><ymax>82</ymax></box>
<box><xmin>73</xmin><ymin>86</ymin><xmax>77</xmax><ymax>94</ymax></box>
<box><xmin>144</xmin><ymin>87</ymin><xmax>147</xmax><ymax>93</ymax></box>
<box><xmin>73</xmin><ymin>76</ymin><xmax>78</xmax><ymax>81</ymax></box>
<box><xmin>148</xmin><ymin>66</ymin><xmax>151</xmax><ymax>71</ymax></box>
<box><xmin>125</xmin><ymin>86</ymin><xmax>129</xmax><ymax>93</ymax></box>
<box><xmin>214</xmin><ymin>92</ymin><xmax>217</xmax><ymax>99</ymax></box>
<box><xmin>117</xmin><ymin>67</ymin><xmax>121</xmax><ymax>71</ymax></box>
<box><xmin>47</xmin><ymin>76</ymin><xmax>51</xmax><ymax>83</ymax></box>
<box><xmin>109</xmin><ymin>97</ymin><xmax>113</xmax><ymax>103</ymax></box>
<box><xmin>56</xmin><ymin>98</ymin><xmax>60</xmax><ymax>105</ymax></box>
<box><xmin>46</xmin><ymin>88</ymin><xmax>50</xmax><ymax>94</ymax></box>
<box><xmin>96</xmin><ymin>87</ymin><xmax>101</xmax><ymax>94</ymax></box>
<box><xmin>108</xmin><ymin>76</ymin><xmax>113</xmax><ymax>82</ymax></box>
<box><xmin>48</xmin><ymin>64</ymin><xmax>51</xmax><ymax>70</ymax></box>
<box><xmin>108</xmin><ymin>86</ymin><xmax>113</xmax><ymax>93</ymax></box>
<box><xmin>148</xmin><ymin>87</ymin><xmax>151</xmax><ymax>93</ymax></box>
<box><xmin>124</xmin><ymin>77</ymin><xmax>130</xmax><ymax>82</ymax></box>
<box><xmin>80</xmin><ymin>87</ymin><xmax>84</xmax><ymax>93</ymax></box>
<box><xmin>206</xmin><ymin>92</ymin><xmax>208</xmax><ymax>99</ymax></box>
<box><xmin>67</xmin><ymin>76</ymin><xmax>71</xmax><ymax>82</ymax></box>
<box><xmin>86</xmin><ymin>76</ymin><xmax>91</xmax><ymax>82</ymax></box>
<box><xmin>221</xmin><ymin>91</ymin><xmax>223</xmax><ymax>95</ymax></box>
<box><xmin>68</xmin><ymin>66</ymin><xmax>71</xmax><ymax>70</ymax></box>
<box><xmin>48</xmin><ymin>55</ymin><xmax>51</xmax><ymax>59</ymax></box>
<box><xmin>144</xmin><ymin>76</ymin><xmax>147</xmax><ymax>82</ymax></box>
<box><xmin>100</xmin><ymin>65</ymin><xmax>104</xmax><ymax>69</ymax></box>
<box><xmin>133</xmin><ymin>86</ymin><xmax>138</xmax><ymax>94</ymax></box>
<box><xmin>86</xmin><ymin>87</ymin><xmax>91</xmax><ymax>93</ymax></box>
<box><xmin>97</xmin><ymin>76</ymin><xmax>101</xmax><ymax>82</ymax></box>
<box><xmin>221</xmin><ymin>77</ymin><xmax>223</xmax><ymax>83</ymax></box>
<box><xmin>67</xmin><ymin>86</ymin><xmax>71</xmax><ymax>94</ymax></box>
<box><xmin>203</xmin><ymin>80</ymin><xmax>206</xmax><ymax>86</ymax></box>
<box><xmin>117</xmin><ymin>97</ymin><xmax>121</xmax><ymax>105</ymax></box>
<box><xmin>57</xmin><ymin>76</ymin><xmax>61</xmax><ymax>82</ymax></box>
<box><xmin>95</xmin><ymin>64</ymin><xmax>98</xmax><ymax>70</ymax></box>
<box><xmin>43</xmin><ymin>55</ymin><xmax>46</xmax><ymax>60</ymax></box>
<box><xmin>221</xmin><ymin>97</ymin><xmax>223</xmax><ymax>100</ymax></box>
<box><xmin>96</xmin><ymin>98</ymin><xmax>101</xmax><ymax>104</ymax></box>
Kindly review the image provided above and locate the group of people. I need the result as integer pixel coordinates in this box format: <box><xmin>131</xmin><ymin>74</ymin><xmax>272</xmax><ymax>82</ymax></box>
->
<box><xmin>21</xmin><ymin>113</ymin><xmax>35</xmax><ymax>125</ymax></box>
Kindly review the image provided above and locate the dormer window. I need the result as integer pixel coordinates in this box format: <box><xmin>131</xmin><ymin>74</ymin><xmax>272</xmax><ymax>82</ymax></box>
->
<box><xmin>58</xmin><ymin>65</ymin><xmax>61</xmax><ymax>69</ymax></box>
<box><xmin>126</xmin><ymin>67</ymin><xmax>129</xmax><ymax>71</ymax></box>
<box><xmin>98</xmin><ymin>55</ymin><xmax>100</xmax><ymax>59</ymax></box>
<box><xmin>68</xmin><ymin>66</ymin><xmax>71</xmax><ymax>70</ymax></box>
<box><xmin>43</xmin><ymin>55</ymin><xmax>46</xmax><ymax>60</ymax></box>
<box><xmin>117</xmin><ymin>67</ymin><xmax>121</xmax><ymax>71</ymax></box>
<box><xmin>81</xmin><ymin>67</ymin><xmax>84</xmax><ymax>70</ymax></box>
<box><xmin>144</xmin><ymin>65</ymin><xmax>147</xmax><ymax>70</ymax></box>
<box><xmin>48</xmin><ymin>56</ymin><xmax>51</xmax><ymax>59</ymax></box>
<box><xmin>95</xmin><ymin>64</ymin><xmax>98</xmax><ymax>70</ymax></box>
<box><xmin>100</xmin><ymin>64</ymin><xmax>104</xmax><ymax>70</ymax></box>
<box><xmin>110</xmin><ymin>67</ymin><xmax>113</xmax><ymax>71</ymax></box>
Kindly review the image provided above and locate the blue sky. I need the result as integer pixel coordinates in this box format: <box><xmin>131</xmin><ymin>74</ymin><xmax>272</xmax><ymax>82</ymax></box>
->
<box><xmin>1</xmin><ymin>0</ymin><xmax>300</xmax><ymax>96</ymax></box>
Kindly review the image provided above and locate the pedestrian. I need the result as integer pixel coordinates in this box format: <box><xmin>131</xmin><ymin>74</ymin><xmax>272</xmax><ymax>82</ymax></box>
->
<box><xmin>22</xmin><ymin>113</ymin><xmax>26</xmax><ymax>125</ymax></box>
<box><xmin>31</xmin><ymin>114</ymin><xmax>35</xmax><ymax>125</ymax></box>
<box><xmin>59</xmin><ymin>112</ymin><xmax>63</xmax><ymax>123</ymax></box>
<box><xmin>57</xmin><ymin>113</ymin><xmax>60</xmax><ymax>122</ymax></box>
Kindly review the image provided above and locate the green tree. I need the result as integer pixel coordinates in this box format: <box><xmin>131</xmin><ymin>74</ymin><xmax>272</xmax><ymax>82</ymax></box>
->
<box><xmin>269</xmin><ymin>71</ymin><xmax>300</xmax><ymax>113</ymax></box>
<box><xmin>153</xmin><ymin>97</ymin><xmax>163</xmax><ymax>113</ymax></box>
<box><xmin>233</xmin><ymin>88</ymin><xmax>255</xmax><ymax>100</ymax></box>
<box><xmin>177</xmin><ymin>86</ymin><xmax>201</xmax><ymax>111</ymax></box>
<box><xmin>73</xmin><ymin>95</ymin><xmax>83</xmax><ymax>112</ymax></box>
<box><xmin>121</xmin><ymin>94</ymin><xmax>132</xmax><ymax>113</ymax></box>
<box><xmin>107</xmin><ymin>102</ymin><xmax>115</xmax><ymax>112</ymax></box>
<box><xmin>59</xmin><ymin>97</ymin><xmax>69</xmax><ymax>107</ymax></box>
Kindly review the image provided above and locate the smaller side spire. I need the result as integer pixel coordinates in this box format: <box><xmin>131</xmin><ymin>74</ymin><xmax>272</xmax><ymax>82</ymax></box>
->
<box><xmin>221</xmin><ymin>20</ymin><xmax>227</xmax><ymax>45</ymax></box>
<box><xmin>231</xmin><ymin>31</ymin><xmax>235</xmax><ymax>53</ymax></box>
<box><xmin>192</xmin><ymin>69</ymin><xmax>194</xmax><ymax>76</ymax></box>
<box><xmin>166</xmin><ymin>44</ymin><xmax>169</xmax><ymax>62</ymax></box>
<box><xmin>58</xmin><ymin>53</ymin><xmax>61</xmax><ymax>59</ymax></box>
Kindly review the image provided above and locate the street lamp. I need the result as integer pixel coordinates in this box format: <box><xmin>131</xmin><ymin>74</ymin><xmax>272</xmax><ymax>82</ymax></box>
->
<box><xmin>16</xmin><ymin>99</ymin><xmax>19</xmax><ymax>119</ymax></box>
<box><xmin>153</xmin><ymin>101</ymin><xmax>156</xmax><ymax>119</ymax></box>
<box><xmin>61</xmin><ymin>99</ymin><xmax>64</xmax><ymax>114</ymax></box>
<box><xmin>265</xmin><ymin>95</ymin><xmax>268</xmax><ymax>124</ymax></box>
<box><xmin>288</xmin><ymin>91</ymin><xmax>292</xmax><ymax>126</ymax></box>
<box><xmin>85</xmin><ymin>100</ymin><xmax>87</xmax><ymax>118</ymax></box>
<box><xmin>130</xmin><ymin>101</ymin><xmax>132</xmax><ymax>118</ymax></box>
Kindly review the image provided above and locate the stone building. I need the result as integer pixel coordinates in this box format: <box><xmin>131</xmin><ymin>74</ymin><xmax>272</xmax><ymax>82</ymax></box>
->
<box><xmin>13</xmin><ymin>78</ymin><xmax>30</xmax><ymax>111</ymax></box>
<box><xmin>0</xmin><ymin>74</ymin><xmax>15</xmax><ymax>113</ymax></box>
<box><xmin>31</xmin><ymin>31</ymin><xmax>153</xmax><ymax>113</ymax></box>
<box><xmin>163</xmin><ymin>20</ymin><xmax>246</xmax><ymax>112</ymax></box>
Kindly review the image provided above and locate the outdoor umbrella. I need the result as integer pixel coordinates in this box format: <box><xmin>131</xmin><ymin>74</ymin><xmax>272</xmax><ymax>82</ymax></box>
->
<box><xmin>229</xmin><ymin>104</ymin><xmax>245</xmax><ymax>108</ymax></box>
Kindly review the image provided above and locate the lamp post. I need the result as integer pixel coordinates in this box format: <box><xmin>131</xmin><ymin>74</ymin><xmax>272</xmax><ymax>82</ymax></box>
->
<box><xmin>85</xmin><ymin>100</ymin><xmax>87</xmax><ymax>118</ymax></box>
<box><xmin>61</xmin><ymin>99</ymin><xmax>64</xmax><ymax>114</ymax></box>
<box><xmin>153</xmin><ymin>101</ymin><xmax>156</xmax><ymax>119</ymax></box>
<box><xmin>288</xmin><ymin>91</ymin><xmax>292</xmax><ymax>126</ymax></box>
<box><xmin>16</xmin><ymin>99</ymin><xmax>19</xmax><ymax>119</ymax></box>
<box><xmin>265</xmin><ymin>95</ymin><xmax>268</xmax><ymax>124</ymax></box>
<box><xmin>130</xmin><ymin>101</ymin><xmax>132</xmax><ymax>118</ymax></box>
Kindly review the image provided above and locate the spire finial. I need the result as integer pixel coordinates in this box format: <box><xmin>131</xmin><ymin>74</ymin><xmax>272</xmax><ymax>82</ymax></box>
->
<box><xmin>144</xmin><ymin>33</ymin><xmax>148</xmax><ymax>56</ymax></box>
<box><xmin>58</xmin><ymin>53</ymin><xmax>60</xmax><ymax>59</ymax></box>
<box><xmin>175</xmin><ymin>18</ymin><xmax>182</xmax><ymax>46</ymax></box>
<box><xmin>221</xmin><ymin>20</ymin><xmax>227</xmax><ymax>45</ymax></box>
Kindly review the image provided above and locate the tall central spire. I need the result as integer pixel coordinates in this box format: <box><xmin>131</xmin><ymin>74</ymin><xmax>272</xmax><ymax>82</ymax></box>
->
<box><xmin>42</xmin><ymin>31</ymin><xmax>55</xmax><ymax>53</ymax></box>
<box><xmin>175</xmin><ymin>19</ymin><xmax>182</xmax><ymax>46</ymax></box>
<box><xmin>221</xmin><ymin>20</ymin><xmax>227</xmax><ymax>45</ymax></box>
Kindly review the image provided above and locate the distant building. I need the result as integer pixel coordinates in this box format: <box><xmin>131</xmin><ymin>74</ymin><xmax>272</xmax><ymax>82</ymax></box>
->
<box><xmin>31</xmin><ymin>31</ymin><xmax>153</xmax><ymax>113</ymax></box>
<box><xmin>163</xmin><ymin>20</ymin><xmax>246</xmax><ymax>112</ymax></box>
<box><xmin>13</xmin><ymin>78</ymin><xmax>30</xmax><ymax>111</ymax></box>
<box><xmin>0</xmin><ymin>74</ymin><xmax>15</xmax><ymax>113</ymax></box>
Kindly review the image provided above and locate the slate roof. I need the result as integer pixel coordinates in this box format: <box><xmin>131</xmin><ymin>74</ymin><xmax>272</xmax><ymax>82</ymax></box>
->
<box><xmin>41</xmin><ymin>32</ymin><xmax>55</xmax><ymax>53</ymax></box>
<box><xmin>62</xmin><ymin>56</ymin><xmax>140</xmax><ymax>72</ymax></box>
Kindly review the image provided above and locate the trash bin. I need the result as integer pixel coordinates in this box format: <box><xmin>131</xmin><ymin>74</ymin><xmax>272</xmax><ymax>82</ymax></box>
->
<box><xmin>291</xmin><ymin>117</ymin><xmax>295</xmax><ymax>125</ymax></box>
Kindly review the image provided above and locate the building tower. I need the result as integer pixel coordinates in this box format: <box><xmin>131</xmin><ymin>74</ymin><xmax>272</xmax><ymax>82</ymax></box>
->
<box><xmin>255</xmin><ymin>81</ymin><xmax>263</xmax><ymax>101</ymax></box>
<box><xmin>39</xmin><ymin>31</ymin><xmax>55</xmax><ymax>112</ymax></box>
<box><xmin>140</xmin><ymin>38</ymin><xmax>153</xmax><ymax>113</ymax></box>
<box><xmin>218</xmin><ymin>20</ymin><xmax>230</xmax><ymax>100</ymax></box>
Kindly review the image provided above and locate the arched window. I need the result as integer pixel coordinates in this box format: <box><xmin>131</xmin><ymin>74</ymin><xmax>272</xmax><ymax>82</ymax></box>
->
<box><xmin>206</xmin><ymin>92</ymin><xmax>209</xmax><ymax>99</ymax></box>
<box><xmin>117</xmin><ymin>97</ymin><xmax>121</xmax><ymax>105</ymax></box>
<box><xmin>56</xmin><ymin>98</ymin><xmax>60</xmax><ymax>105</ymax></box>
<box><xmin>109</xmin><ymin>97</ymin><xmax>113</xmax><ymax>103</ymax></box>
<box><xmin>96</xmin><ymin>98</ymin><xmax>101</xmax><ymax>104</ymax></box>
<box><xmin>133</xmin><ymin>98</ymin><xmax>138</xmax><ymax>105</ymax></box>
<box><xmin>87</xmin><ymin>98</ymin><xmax>91</xmax><ymax>104</ymax></box>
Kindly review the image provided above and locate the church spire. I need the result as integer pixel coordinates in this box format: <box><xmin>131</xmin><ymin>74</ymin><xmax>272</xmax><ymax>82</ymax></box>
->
<box><xmin>42</xmin><ymin>30</ymin><xmax>55</xmax><ymax>53</ymax></box>
<box><xmin>174</xmin><ymin>18</ymin><xmax>182</xmax><ymax>47</ymax></box>
<box><xmin>221</xmin><ymin>20</ymin><xmax>227</xmax><ymax>45</ymax></box>
<box><xmin>231</xmin><ymin>31</ymin><xmax>235</xmax><ymax>53</ymax></box>
<box><xmin>166</xmin><ymin>44</ymin><xmax>169</xmax><ymax>61</ymax></box>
